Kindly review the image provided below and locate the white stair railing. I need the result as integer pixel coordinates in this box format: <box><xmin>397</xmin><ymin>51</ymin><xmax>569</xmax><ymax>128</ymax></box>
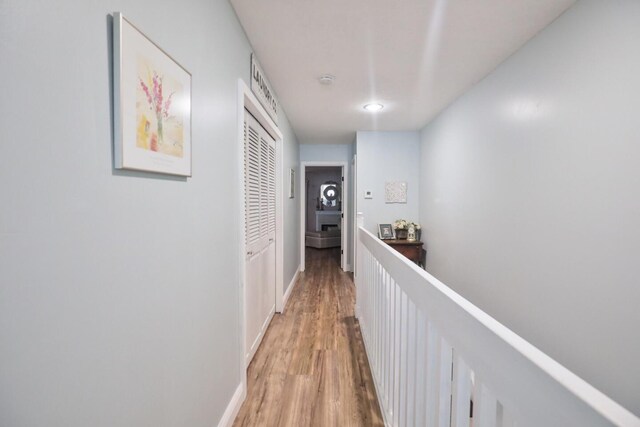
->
<box><xmin>354</xmin><ymin>213</ymin><xmax>640</xmax><ymax>427</ymax></box>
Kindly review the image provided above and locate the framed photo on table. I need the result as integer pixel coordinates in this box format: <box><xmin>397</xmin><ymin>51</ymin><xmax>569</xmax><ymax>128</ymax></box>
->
<box><xmin>113</xmin><ymin>12</ymin><xmax>192</xmax><ymax>176</ymax></box>
<box><xmin>378</xmin><ymin>224</ymin><xmax>396</xmax><ymax>240</ymax></box>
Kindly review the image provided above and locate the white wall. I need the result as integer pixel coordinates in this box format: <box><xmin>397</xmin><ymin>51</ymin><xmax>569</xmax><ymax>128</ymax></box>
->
<box><xmin>300</xmin><ymin>143</ymin><xmax>354</xmax><ymax>269</ymax></box>
<box><xmin>0</xmin><ymin>1</ymin><xmax>299</xmax><ymax>425</ymax></box>
<box><xmin>356</xmin><ymin>131</ymin><xmax>421</xmax><ymax>233</ymax></box>
<box><xmin>419</xmin><ymin>0</ymin><xmax>640</xmax><ymax>414</ymax></box>
<box><xmin>299</xmin><ymin>143</ymin><xmax>352</xmax><ymax>163</ymax></box>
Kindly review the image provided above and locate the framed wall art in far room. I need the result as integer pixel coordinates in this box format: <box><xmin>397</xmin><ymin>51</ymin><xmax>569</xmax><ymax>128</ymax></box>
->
<box><xmin>289</xmin><ymin>168</ymin><xmax>295</xmax><ymax>198</ymax></box>
<box><xmin>113</xmin><ymin>12</ymin><xmax>192</xmax><ymax>176</ymax></box>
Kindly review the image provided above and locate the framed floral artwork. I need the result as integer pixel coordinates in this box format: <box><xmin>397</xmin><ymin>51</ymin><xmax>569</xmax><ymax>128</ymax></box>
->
<box><xmin>113</xmin><ymin>13</ymin><xmax>192</xmax><ymax>176</ymax></box>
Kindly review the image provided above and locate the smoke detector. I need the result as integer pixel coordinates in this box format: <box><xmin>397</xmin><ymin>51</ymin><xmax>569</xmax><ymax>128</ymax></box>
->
<box><xmin>318</xmin><ymin>74</ymin><xmax>335</xmax><ymax>85</ymax></box>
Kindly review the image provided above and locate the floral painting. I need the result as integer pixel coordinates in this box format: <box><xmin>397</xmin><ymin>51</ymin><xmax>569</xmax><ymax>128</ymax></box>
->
<box><xmin>114</xmin><ymin>13</ymin><xmax>192</xmax><ymax>176</ymax></box>
<box><xmin>136</xmin><ymin>55</ymin><xmax>184</xmax><ymax>158</ymax></box>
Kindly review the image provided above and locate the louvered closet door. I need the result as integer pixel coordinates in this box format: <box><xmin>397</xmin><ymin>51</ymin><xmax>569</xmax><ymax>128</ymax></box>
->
<box><xmin>262</xmin><ymin>136</ymin><xmax>276</xmax><ymax>332</ymax></box>
<box><xmin>259</xmin><ymin>135</ymin><xmax>269</xmax><ymax>250</ymax></box>
<box><xmin>267</xmin><ymin>138</ymin><xmax>276</xmax><ymax>241</ymax></box>
<box><xmin>244</xmin><ymin>110</ymin><xmax>276</xmax><ymax>365</ymax></box>
<box><xmin>244</xmin><ymin>114</ymin><xmax>262</xmax><ymax>257</ymax></box>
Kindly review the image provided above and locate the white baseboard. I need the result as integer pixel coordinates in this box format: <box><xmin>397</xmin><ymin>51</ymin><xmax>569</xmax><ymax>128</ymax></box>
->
<box><xmin>346</xmin><ymin>263</ymin><xmax>353</xmax><ymax>272</ymax></box>
<box><xmin>246</xmin><ymin>309</ymin><xmax>275</xmax><ymax>367</ymax></box>
<box><xmin>282</xmin><ymin>268</ymin><xmax>300</xmax><ymax>310</ymax></box>
<box><xmin>217</xmin><ymin>382</ymin><xmax>245</xmax><ymax>427</ymax></box>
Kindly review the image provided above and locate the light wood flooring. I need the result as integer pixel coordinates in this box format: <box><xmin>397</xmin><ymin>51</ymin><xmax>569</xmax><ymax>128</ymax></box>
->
<box><xmin>233</xmin><ymin>247</ymin><xmax>384</xmax><ymax>427</ymax></box>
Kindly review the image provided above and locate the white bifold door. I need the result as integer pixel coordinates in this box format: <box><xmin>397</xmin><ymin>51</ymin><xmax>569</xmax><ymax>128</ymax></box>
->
<box><xmin>244</xmin><ymin>109</ymin><xmax>276</xmax><ymax>366</ymax></box>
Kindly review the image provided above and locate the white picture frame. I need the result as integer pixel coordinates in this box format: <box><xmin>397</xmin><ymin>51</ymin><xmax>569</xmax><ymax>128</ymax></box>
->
<box><xmin>378</xmin><ymin>224</ymin><xmax>396</xmax><ymax>240</ymax></box>
<box><xmin>113</xmin><ymin>12</ymin><xmax>192</xmax><ymax>176</ymax></box>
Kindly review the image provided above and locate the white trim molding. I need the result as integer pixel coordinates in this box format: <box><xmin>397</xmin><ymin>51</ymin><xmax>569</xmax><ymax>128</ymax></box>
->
<box><xmin>299</xmin><ymin>161</ymin><xmax>349</xmax><ymax>273</ymax></box>
<box><xmin>245</xmin><ymin>310</ymin><xmax>275</xmax><ymax>367</ymax></box>
<box><xmin>216</xmin><ymin>382</ymin><xmax>245</xmax><ymax>427</ymax></box>
<box><xmin>282</xmin><ymin>267</ymin><xmax>300</xmax><ymax>311</ymax></box>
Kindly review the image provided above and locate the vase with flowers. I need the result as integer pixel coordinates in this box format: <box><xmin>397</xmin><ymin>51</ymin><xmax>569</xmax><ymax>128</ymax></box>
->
<box><xmin>393</xmin><ymin>219</ymin><xmax>421</xmax><ymax>240</ymax></box>
<box><xmin>139</xmin><ymin>72</ymin><xmax>174</xmax><ymax>151</ymax></box>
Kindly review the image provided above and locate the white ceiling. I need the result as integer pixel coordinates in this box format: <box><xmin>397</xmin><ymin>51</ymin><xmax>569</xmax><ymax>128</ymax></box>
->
<box><xmin>231</xmin><ymin>0</ymin><xmax>575</xmax><ymax>144</ymax></box>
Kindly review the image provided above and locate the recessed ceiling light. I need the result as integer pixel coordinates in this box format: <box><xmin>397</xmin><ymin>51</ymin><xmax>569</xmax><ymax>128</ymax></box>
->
<box><xmin>364</xmin><ymin>103</ymin><xmax>384</xmax><ymax>112</ymax></box>
<box><xmin>318</xmin><ymin>74</ymin><xmax>335</xmax><ymax>85</ymax></box>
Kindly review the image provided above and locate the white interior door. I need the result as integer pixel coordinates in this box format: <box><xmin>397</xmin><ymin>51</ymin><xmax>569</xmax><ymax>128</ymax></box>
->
<box><xmin>340</xmin><ymin>169</ymin><xmax>345</xmax><ymax>270</ymax></box>
<box><xmin>244</xmin><ymin>110</ymin><xmax>276</xmax><ymax>365</ymax></box>
<box><xmin>352</xmin><ymin>155</ymin><xmax>357</xmax><ymax>274</ymax></box>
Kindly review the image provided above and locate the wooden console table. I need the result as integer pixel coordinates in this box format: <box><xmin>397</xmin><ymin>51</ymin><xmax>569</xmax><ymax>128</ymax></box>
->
<box><xmin>384</xmin><ymin>240</ymin><xmax>424</xmax><ymax>266</ymax></box>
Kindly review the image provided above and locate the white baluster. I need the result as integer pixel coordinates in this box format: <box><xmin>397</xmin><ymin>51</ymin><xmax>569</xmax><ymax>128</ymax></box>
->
<box><xmin>414</xmin><ymin>310</ymin><xmax>428</xmax><ymax>427</ymax></box>
<box><xmin>405</xmin><ymin>300</ymin><xmax>418</xmax><ymax>427</ymax></box>
<box><xmin>392</xmin><ymin>281</ymin><xmax>401</xmax><ymax>425</ymax></box>
<box><xmin>451</xmin><ymin>353</ymin><xmax>472</xmax><ymax>427</ymax></box>
<box><xmin>474</xmin><ymin>380</ymin><xmax>497</xmax><ymax>427</ymax></box>
<box><xmin>497</xmin><ymin>403</ymin><xmax>518</xmax><ymax>427</ymax></box>
<box><xmin>425</xmin><ymin>321</ymin><xmax>440</xmax><ymax>427</ymax></box>
<box><xmin>438</xmin><ymin>339</ymin><xmax>453</xmax><ymax>427</ymax></box>
<box><xmin>399</xmin><ymin>291</ymin><xmax>409</xmax><ymax>426</ymax></box>
<box><xmin>372</xmin><ymin>259</ymin><xmax>379</xmax><ymax>374</ymax></box>
<box><xmin>381</xmin><ymin>271</ymin><xmax>388</xmax><ymax>407</ymax></box>
<box><xmin>385</xmin><ymin>276</ymin><xmax>393</xmax><ymax>410</ymax></box>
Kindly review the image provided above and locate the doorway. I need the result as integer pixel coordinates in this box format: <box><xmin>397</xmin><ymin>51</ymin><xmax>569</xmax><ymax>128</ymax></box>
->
<box><xmin>299</xmin><ymin>162</ymin><xmax>349</xmax><ymax>272</ymax></box>
<box><xmin>237</xmin><ymin>81</ymin><xmax>284</xmax><ymax>374</ymax></box>
<box><xmin>243</xmin><ymin>109</ymin><xmax>276</xmax><ymax>366</ymax></box>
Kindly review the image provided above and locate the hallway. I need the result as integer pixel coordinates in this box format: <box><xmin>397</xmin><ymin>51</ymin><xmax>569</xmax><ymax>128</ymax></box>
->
<box><xmin>233</xmin><ymin>248</ymin><xmax>384</xmax><ymax>426</ymax></box>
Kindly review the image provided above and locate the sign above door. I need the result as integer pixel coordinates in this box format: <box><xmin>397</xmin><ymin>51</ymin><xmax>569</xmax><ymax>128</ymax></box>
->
<box><xmin>250</xmin><ymin>54</ymin><xmax>279</xmax><ymax>124</ymax></box>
